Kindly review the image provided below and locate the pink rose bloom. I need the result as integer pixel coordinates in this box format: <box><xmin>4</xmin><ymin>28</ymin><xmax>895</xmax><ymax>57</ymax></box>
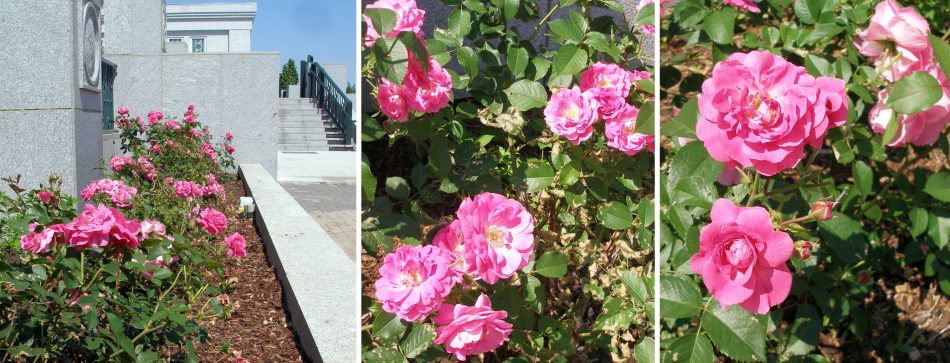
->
<box><xmin>870</xmin><ymin>65</ymin><xmax>950</xmax><ymax>146</ymax></box>
<box><xmin>197</xmin><ymin>208</ymin><xmax>228</xmax><ymax>235</ymax></box>
<box><xmin>718</xmin><ymin>161</ymin><xmax>742</xmax><ymax>185</ymax></box>
<box><xmin>854</xmin><ymin>0</ymin><xmax>932</xmax><ymax>81</ymax></box>
<box><xmin>164</xmin><ymin>120</ymin><xmax>181</xmax><ymax>130</ymax></box>
<box><xmin>691</xmin><ymin>199</ymin><xmax>793</xmax><ymax>314</ymax></box>
<box><xmin>140</xmin><ymin>220</ymin><xmax>167</xmax><ymax>238</ymax></box>
<box><xmin>20</xmin><ymin>223</ymin><xmax>56</xmax><ymax>253</ymax></box>
<box><xmin>172</xmin><ymin>180</ymin><xmax>204</xmax><ymax>200</ymax></box>
<box><xmin>363</xmin><ymin>0</ymin><xmax>426</xmax><ymax>47</ymax></box>
<box><xmin>225</xmin><ymin>144</ymin><xmax>236</xmax><ymax>154</ymax></box>
<box><xmin>432</xmin><ymin>294</ymin><xmax>513</xmax><ymax>360</ymax></box>
<box><xmin>696</xmin><ymin>51</ymin><xmax>847</xmax><ymax>176</ymax></box>
<box><xmin>605</xmin><ymin>104</ymin><xmax>654</xmax><ymax>155</ymax></box>
<box><xmin>225</xmin><ymin>131</ymin><xmax>234</xmax><ymax>141</ymax></box>
<box><xmin>118</xmin><ymin>107</ymin><xmax>129</xmax><ymax>116</ymax></box>
<box><xmin>190</xmin><ymin>128</ymin><xmax>204</xmax><ymax>137</ymax></box>
<box><xmin>202</xmin><ymin>142</ymin><xmax>217</xmax><ymax>160</ymax></box>
<box><xmin>150</xmin><ymin>144</ymin><xmax>163</xmax><ymax>153</ymax></box>
<box><xmin>723</xmin><ymin>0</ymin><xmax>761</xmax><ymax>13</ymax></box>
<box><xmin>375</xmin><ymin>245</ymin><xmax>460</xmax><ymax>321</ymax></box>
<box><xmin>377</xmin><ymin>78</ymin><xmax>410</xmax><ymax>122</ymax></box>
<box><xmin>147</xmin><ymin>111</ymin><xmax>164</xmax><ymax>125</ymax></box>
<box><xmin>224</xmin><ymin>233</ymin><xmax>247</xmax><ymax>258</ymax></box>
<box><xmin>62</xmin><ymin>204</ymin><xmax>141</xmax><ymax>250</ymax></box>
<box><xmin>36</xmin><ymin>191</ymin><xmax>52</xmax><ymax>203</ymax></box>
<box><xmin>403</xmin><ymin>58</ymin><xmax>452</xmax><ymax>114</ymax></box>
<box><xmin>185</xmin><ymin>115</ymin><xmax>195</xmax><ymax>124</ymax></box>
<box><xmin>111</xmin><ymin>156</ymin><xmax>128</xmax><ymax>171</ymax></box>
<box><xmin>432</xmin><ymin>220</ymin><xmax>468</xmax><ymax>275</ymax></box>
<box><xmin>456</xmin><ymin>192</ymin><xmax>535</xmax><ymax>284</ymax></box>
<box><xmin>544</xmin><ymin>86</ymin><xmax>599</xmax><ymax>145</ymax></box>
<box><xmin>580</xmin><ymin>62</ymin><xmax>635</xmax><ymax>100</ymax></box>
<box><xmin>80</xmin><ymin>179</ymin><xmax>138</xmax><ymax>207</ymax></box>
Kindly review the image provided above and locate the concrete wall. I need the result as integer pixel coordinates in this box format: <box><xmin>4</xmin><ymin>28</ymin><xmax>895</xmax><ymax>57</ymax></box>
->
<box><xmin>166</xmin><ymin>30</ymin><xmax>231</xmax><ymax>53</ymax></box>
<box><xmin>103</xmin><ymin>0</ymin><xmax>165</xmax><ymax>56</ymax></box>
<box><xmin>107</xmin><ymin>52</ymin><xmax>280</xmax><ymax>175</ymax></box>
<box><xmin>0</xmin><ymin>0</ymin><xmax>103</xmax><ymax>196</ymax></box>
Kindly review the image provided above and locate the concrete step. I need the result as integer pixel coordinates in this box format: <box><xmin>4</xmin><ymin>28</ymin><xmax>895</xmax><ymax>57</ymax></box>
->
<box><xmin>279</xmin><ymin>145</ymin><xmax>331</xmax><ymax>152</ymax></box>
<box><xmin>280</xmin><ymin>115</ymin><xmax>326</xmax><ymax>122</ymax></box>
<box><xmin>278</xmin><ymin>119</ymin><xmax>338</xmax><ymax>127</ymax></box>
<box><xmin>279</xmin><ymin>135</ymin><xmax>342</xmax><ymax>143</ymax></box>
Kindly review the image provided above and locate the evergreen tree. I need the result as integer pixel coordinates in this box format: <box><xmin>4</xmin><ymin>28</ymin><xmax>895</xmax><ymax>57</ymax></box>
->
<box><xmin>279</xmin><ymin>59</ymin><xmax>299</xmax><ymax>95</ymax></box>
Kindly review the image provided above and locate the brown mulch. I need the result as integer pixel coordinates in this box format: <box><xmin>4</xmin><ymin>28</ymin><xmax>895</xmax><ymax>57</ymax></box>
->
<box><xmin>190</xmin><ymin>178</ymin><xmax>304</xmax><ymax>362</ymax></box>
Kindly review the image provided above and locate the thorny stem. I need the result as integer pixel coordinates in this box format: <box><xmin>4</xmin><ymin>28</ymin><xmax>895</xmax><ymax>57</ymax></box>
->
<box><xmin>529</xmin><ymin>3</ymin><xmax>560</xmax><ymax>41</ymax></box>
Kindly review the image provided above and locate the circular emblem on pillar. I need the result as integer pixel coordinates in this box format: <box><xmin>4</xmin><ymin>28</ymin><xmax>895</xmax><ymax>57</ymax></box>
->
<box><xmin>81</xmin><ymin>2</ymin><xmax>101</xmax><ymax>89</ymax></box>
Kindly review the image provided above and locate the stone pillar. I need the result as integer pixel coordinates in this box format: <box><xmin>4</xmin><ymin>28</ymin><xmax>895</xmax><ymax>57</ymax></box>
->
<box><xmin>0</xmin><ymin>0</ymin><xmax>105</xmax><ymax>196</ymax></box>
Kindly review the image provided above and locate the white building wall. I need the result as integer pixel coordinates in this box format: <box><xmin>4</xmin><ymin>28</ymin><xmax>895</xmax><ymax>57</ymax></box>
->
<box><xmin>164</xmin><ymin>2</ymin><xmax>255</xmax><ymax>53</ymax></box>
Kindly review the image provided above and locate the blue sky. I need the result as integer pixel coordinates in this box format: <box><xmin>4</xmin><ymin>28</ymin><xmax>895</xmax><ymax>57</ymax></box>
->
<box><xmin>169</xmin><ymin>0</ymin><xmax>358</xmax><ymax>86</ymax></box>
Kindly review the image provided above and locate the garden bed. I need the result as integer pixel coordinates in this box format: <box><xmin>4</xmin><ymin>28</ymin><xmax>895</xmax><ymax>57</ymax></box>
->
<box><xmin>190</xmin><ymin>178</ymin><xmax>304</xmax><ymax>362</ymax></box>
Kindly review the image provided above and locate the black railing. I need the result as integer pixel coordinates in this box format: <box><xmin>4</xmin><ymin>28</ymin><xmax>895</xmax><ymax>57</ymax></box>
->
<box><xmin>300</xmin><ymin>56</ymin><xmax>354</xmax><ymax>149</ymax></box>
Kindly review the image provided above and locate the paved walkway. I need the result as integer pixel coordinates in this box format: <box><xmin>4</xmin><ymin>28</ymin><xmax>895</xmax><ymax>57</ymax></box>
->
<box><xmin>280</xmin><ymin>181</ymin><xmax>357</xmax><ymax>261</ymax></box>
<box><xmin>276</xmin><ymin>151</ymin><xmax>357</xmax><ymax>262</ymax></box>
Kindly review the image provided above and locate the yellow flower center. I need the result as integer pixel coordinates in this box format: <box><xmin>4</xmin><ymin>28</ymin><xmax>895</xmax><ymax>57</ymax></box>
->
<box><xmin>400</xmin><ymin>270</ymin><xmax>423</xmax><ymax>287</ymax></box>
<box><xmin>485</xmin><ymin>225</ymin><xmax>506</xmax><ymax>248</ymax></box>
<box><xmin>564</xmin><ymin>105</ymin><xmax>580</xmax><ymax>120</ymax></box>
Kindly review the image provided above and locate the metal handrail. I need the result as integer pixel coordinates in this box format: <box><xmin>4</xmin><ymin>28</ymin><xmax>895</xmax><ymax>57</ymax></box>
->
<box><xmin>302</xmin><ymin>56</ymin><xmax>354</xmax><ymax>149</ymax></box>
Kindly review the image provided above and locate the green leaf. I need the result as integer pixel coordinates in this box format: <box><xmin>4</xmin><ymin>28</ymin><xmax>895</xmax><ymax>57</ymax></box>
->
<box><xmin>635</xmin><ymin>102</ymin><xmax>655</xmax><ymax>135</ymax></box>
<box><xmin>910</xmin><ymin>208</ymin><xmax>930</xmax><ymax>238</ymax></box>
<box><xmin>634</xmin><ymin>3</ymin><xmax>655</xmax><ymax>26</ymax></box>
<box><xmin>805</xmin><ymin>54</ymin><xmax>833</xmax><ymax>77</ymax></box>
<box><xmin>674</xmin><ymin>175</ymin><xmax>718</xmax><ymax>210</ymax></box>
<box><xmin>506</xmin><ymin>45</ymin><xmax>529</xmax><ymax>77</ymax></box>
<box><xmin>622</xmin><ymin>270</ymin><xmax>649</xmax><ymax>303</ymax></box>
<box><xmin>448</xmin><ymin>10</ymin><xmax>472</xmax><ymax>43</ymax></box>
<box><xmin>559</xmin><ymin>160</ymin><xmax>582</xmax><ymax>187</ymax></box>
<box><xmin>634</xmin><ymin>337</ymin><xmax>655</xmax><ymax>363</ymax></box>
<box><xmin>924</xmin><ymin>172</ymin><xmax>950</xmax><ymax>202</ymax></box>
<box><xmin>548</xmin><ymin>11</ymin><xmax>587</xmax><ymax>43</ymax></box>
<box><xmin>374</xmin><ymin>38</ymin><xmax>409</xmax><ymax>84</ymax></box>
<box><xmin>663</xmin><ymin>97</ymin><xmax>699</xmax><ymax>138</ymax></box>
<box><xmin>703</xmin><ymin>8</ymin><xmax>736</xmax><ymax>45</ymax></box>
<box><xmin>398</xmin><ymin>32</ymin><xmax>429</xmax><ymax>70</ymax></box>
<box><xmin>818</xmin><ymin>213</ymin><xmax>866</xmax><ymax>264</ymax></box>
<box><xmin>504</xmin><ymin>80</ymin><xmax>548</xmax><ymax>111</ymax></box>
<box><xmin>852</xmin><ymin>160</ymin><xmax>873</xmax><ymax>196</ymax></box>
<box><xmin>522</xmin><ymin>274</ymin><xmax>545</xmax><ymax>312</ymax></box>
<box><xmin>372</xmin><ymin>312</ymin><xmax>407</xmax><ymax>343</ymax></box>
<box><xmin>667</xmin><ymin>141</ymin><xmax>723</xmax><ymax>195</ymax></box>
<box><xmin>882</xmin><ymin>110</ymin><xmax>900</xmax><ymax>145</ymax></box>
<box><xmin>364</xmin><ymin>8</ymin><xmax>397</xmax><ymax>36</ymax></box>
<box><xmin>502</xmin><ymin>0</ymin><xmax>519</xmax><ymax>20</ymax></box>
<box><xmin>584</xmin><ymin>32</ymin><xmax>619</xmax><ymax>59</ymax></box>
<box><xmin>660</xmin><ymin>274</ymin><xmax>703</xmax><ymax>319</ymax></box>
<box><xmin>931</xmin><ymin>34</ymin><xmax>950</xmax><ymax>81</ymax></box>
<box><xmin>597</xmin><ymin>202</ymin><xmax>633</xmax><ymax>230</ymax></box>
<box><xmin>594</xmin><ymin>297</ymin><xmax>634</xmax><ymax>331</ymax></box>
<box><xmin>785</xmin><ymin>304</ymin><xmax>821</xmax><ymax>356</ymax></box>
<box><xmin>668</xmin><ymin>333</ymin><xmax>715</xmax><ymax>363</ymax></box>
<box><xmin>525</xmin><ymin>162</ymin><xmax>555</xmax><ymax>192</ymax></box>
<box><xmin>364</xmin><ymin>347</ymin><xmax>405</xmax><ymax>363</ymax></box>
<box><xmin>886</xmin><ymin>71</ymin><xmax>942</xmax><ymax>115</ymax></box>
<box><xmin>553</xmin><ymin>44</ymin><xmax>588</xmax><ymax>76</ymax></box>
<box><xmin>535</xmin><ymin>251</ymin><xmax>569</xmax><ymax>278</ymax></box>
<box><xmin>399</xmin><ymin>323</ymin><xmax>435</xmax><ymax>358</ymax></box>
<box><xmin>701</xmin><ymin>300</ymin><xmax>767</xmax><ymax>362</ymax></box>
<box><xmin>385</xmin><ymin>177</ymin><xmax>410</xmax><ymax>200</ymax></box>
<box><xmin>428</xmin><ymin>136</ymin><xmax>452</xmax><ymax>178</ymax></box>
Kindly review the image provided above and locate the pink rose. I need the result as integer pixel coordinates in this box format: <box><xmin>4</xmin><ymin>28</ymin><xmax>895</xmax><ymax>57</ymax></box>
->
<box><xmin>432</xmin><ymin>293</ymin><xmax>513</xmax><ymax>360</ymax></box>
<box><xmin>110</xmin><ymin>156</ymin><xmax>128</xmax><ymax>171</ymax></box>
<box><xmin>717</xmin><ymin>162</ymin><xmax>742</xmax><ymax>186</ymax></box>
<box><xmin>456</xmin><ymin>192</ymin><xmax>535</xmax><ymax>284</ymax></box>
<box><xmin>723</xmin><ymin>0</ymin><xmax>761</xmax><ymax>13</ymax></box>
<box><xmin>140</xmin><ymin>220</ymin><xmax>167</xmax><ymax>237</ymax></box>
<box><xmin>202</xmin><ymin>142</ymin><xmax>217</xmax><ymax>160</ymax></box>
<box><xmin>164</xmin><ymin>120</ymin><xmax>181</xmax><ymax>130</ymax></box>
<box><xmin>432</xmin><ymin>220</ymin><xmax>468</xmax><ymax>275</ymax></box>
<box><xmin>80</xmin><ymin>179</ymin><xmax>138</xmax><ymax>207</ymax></box>
<box><xmin>225</xmin><ymin>144</ymin><xmax>235</xmax><ymax>154</ymax></box>
<box><xmin>224</xmin><ymin>233</ymin><xmax>247</xmax><ymax>258</ymax></box>
<box><xmin>185</xmin><ymin>115</ymin><xmax>195</xmax><ymax>124</ymax></box>
<box><xmin>363</xmin><ymin>0</ymin><xmax>426</xmax><ymax>47</ymax></box>
<box><xmin>605</xmin><ymin>104</ymin><xmax>654</xmax><ymax>155</ymax></box>
<box><xmin>855</xmin><ymin>0</ymin><xmax>932</xmax><ymax>81</ymax></box>
<box><xmin>691</xmin><ymin>199</ymin><xmax>793</xmax><ymax>314</ymax></box>
<box><xmin>403</xmin><ymin>57</ymin><xmax>452</xmax><ymax>114</ymax></box>
<box><xmin>147</xmin><ymin>111</ymin><xmax>164</xmax><ymax>125</ymax></box>
<box><xmin>869</xmin><ymin>65</ymin><xmax>950</xmax><ymax>146</ymax></box>
<box><xmin>36</xmin><ymin>191</ymin><xmax>52</xmax><ymax>203</ymax></box>
<box><xmin>62</xmin><ymin>204</ymin><xmax>141</xmax><ymax>250</ymax></box>
<box><xmin>197</xmin><ymin>208</ymin><xmax>228</xmax><ymax>235</ymax></box>
<box><xmin>696</xmin><ymin>51</ymin><xmax>847</xmax><ymax>176</ymax></box>
<box><xmin>225</xmin><ymin>131</ymin><xmax>234</xmax><ymax>141</ymax></box>
<box><xmin>579</xmin><ymin>62</ymin><xmax>635</xmax><ymax>100</ymax></box>
<box><xmin>20</xmin><ymin>223</ymin><xmax>56</xmax><ymax>253</ymax></box>
<box><xmin>118</xmin><ymin>107</ymin><xmax>129</xmax><ymax>116</ymax></box>
<box><xmin>543</xmin><ymin>86</ymin><xmax>599</xmax><ymax>145</ymax></box>
<box><xmin>172</xmin><ymin>180</ymin><xmax>204</xmax><ymax>200</ymax></box>
<box><xmin>375</xmin><ymin>245</ymin><xmax>460</xmax><ymax>321</ymax></box>
<box><xmin>377</xmin><ymin>78</ymin><xmax>410</xmax><ymax>122</ymax></box>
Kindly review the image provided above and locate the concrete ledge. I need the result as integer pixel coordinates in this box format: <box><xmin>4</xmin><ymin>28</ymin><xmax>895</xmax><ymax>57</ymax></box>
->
<box><xmin>239</xmin><ymin>164</ymin><xmax>357</xmax><ymax>363</ymax></box>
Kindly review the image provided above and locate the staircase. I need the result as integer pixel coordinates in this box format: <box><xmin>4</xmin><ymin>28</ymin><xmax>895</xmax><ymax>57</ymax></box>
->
<box><xmin>278</xmin><ymin>98</ymin><xmax>349</xmax><ymax>152</ymax></box>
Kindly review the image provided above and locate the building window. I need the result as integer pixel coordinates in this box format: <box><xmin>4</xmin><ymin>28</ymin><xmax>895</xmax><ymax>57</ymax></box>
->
<box><xmin>192</xmin><ymin>38</ymin><xmax>205</xmax><ymax>53</ymax></box>
<box><xmin>167</xmin><ymin>37</ymin><xmax>182</xmax><ymax>43</ymax></box>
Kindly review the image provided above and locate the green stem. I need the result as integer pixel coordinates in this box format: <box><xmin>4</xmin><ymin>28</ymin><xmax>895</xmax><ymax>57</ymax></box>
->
<box><xmin>746</xmin><ymin>173</ymin><xmax>760</xmax><ymax>207</ymax></box>
<box><xmin>529</xmin><ymin>3</ymin><xmax>560</xmax><ymax>40</ymax></box>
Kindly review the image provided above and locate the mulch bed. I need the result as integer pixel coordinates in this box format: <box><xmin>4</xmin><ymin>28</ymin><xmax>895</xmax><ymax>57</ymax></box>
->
<box><xmin>190</xmin><ymin>177</ymin><xmax>304</xmax><ymax>362</ymax></box>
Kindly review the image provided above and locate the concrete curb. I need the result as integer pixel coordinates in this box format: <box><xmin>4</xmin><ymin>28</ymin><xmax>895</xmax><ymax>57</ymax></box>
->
<box><xmin>239</xmin><ymin>164</ymin><xmax>358</xmax><ymax>363</ymax></box>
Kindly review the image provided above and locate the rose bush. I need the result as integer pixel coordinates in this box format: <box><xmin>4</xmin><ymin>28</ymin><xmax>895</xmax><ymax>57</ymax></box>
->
<box><xmin>0</xmin><ymin>106</ymin><xmax>246</xmax><ymax>361</ymax></box>
<box><xmin>660</xmin><ymin>0</ymin><xmax>950</xmax><ymax>361</ymax></box>
<box><xmin>362</xmin><ymin>0</ymin><xmax>656</xmax><ymax>361</ymax></box>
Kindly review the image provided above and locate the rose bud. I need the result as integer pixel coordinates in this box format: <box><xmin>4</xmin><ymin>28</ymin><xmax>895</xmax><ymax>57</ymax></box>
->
<box><xmin>858</xmin><ymin>271</ymin><xmax>871</xmax><ymax>285</ymax></box>
<box><xmin>794</xmin><ymin>241</ymin><xmax>814</xmax><ymax>260</ymax></box>
<box><xmin>36</xmin><ymin>191</ymin><xmax>52</xmax><ymax>203</ymax></box>
<box><xmin>809</xmin><ymin>197</ymin><xmax>835</xmax><ymax>221</ymax></box>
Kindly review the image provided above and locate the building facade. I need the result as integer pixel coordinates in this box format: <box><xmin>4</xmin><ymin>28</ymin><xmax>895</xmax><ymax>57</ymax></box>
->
<box><xmin>164</xmin><ymin>2</ymin><xmax>256</xmax><ymax>53</ymax></box>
